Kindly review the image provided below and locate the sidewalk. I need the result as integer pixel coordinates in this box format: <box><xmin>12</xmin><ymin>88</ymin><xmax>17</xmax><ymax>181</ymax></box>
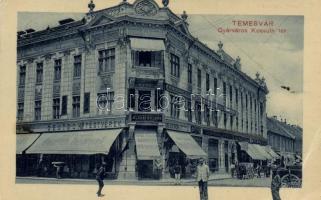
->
<box><xmin>16</xmin><ymin>173</ymin><xmax>231</xmax><ymax>185</ymax></box>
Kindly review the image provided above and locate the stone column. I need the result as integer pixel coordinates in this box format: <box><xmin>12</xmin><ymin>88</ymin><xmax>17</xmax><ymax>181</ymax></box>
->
<box><xmin>135</xmin><ymin>89</ymin><xmax>139</xmax><ymax>111</ymax></box>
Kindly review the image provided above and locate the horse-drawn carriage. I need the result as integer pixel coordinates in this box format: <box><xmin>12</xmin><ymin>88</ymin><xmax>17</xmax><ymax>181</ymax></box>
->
<box><xmin>272</xmin><ymin>164</ymin><xmax>302</xmax><ymax>188</ymax></box>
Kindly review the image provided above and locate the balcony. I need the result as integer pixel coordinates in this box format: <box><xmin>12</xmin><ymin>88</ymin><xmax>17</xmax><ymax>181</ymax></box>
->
<box><xmin>132</xmin><ymin>66</ymin><xmax>163</xmax><ymax>80</ymax></box>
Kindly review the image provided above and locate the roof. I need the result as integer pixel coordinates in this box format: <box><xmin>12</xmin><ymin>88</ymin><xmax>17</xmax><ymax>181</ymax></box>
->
<box><xmin>267</xmin><ymin>117</ymin><xmax>295</xmax><ymax>139</ymax></box>
<box><xmin>17</xmin><ymin>0</ymin><xmax>266</xmax><ymax>91</ymax></box>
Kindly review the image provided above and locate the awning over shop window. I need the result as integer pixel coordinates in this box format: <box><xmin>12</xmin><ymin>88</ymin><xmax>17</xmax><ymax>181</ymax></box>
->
<box><xmin>266</xmin><ymin>146</ymin><xmax>280</xmax><ymax>159</ymax></box>
<box><xmin>16</xmin><ymin>134</ymin><xmax>40</xmax><ymax>154</ymax></box>
<box><xmin>167</xmin><ymin>130</ymin><xmax>206</xmax><ymax>159</ymax></box>
<box><xmin>134</xmin><ymin>129</ymin><xmax>161</xmax><ymax>160</ymax></box>
<box><xmin>26</xmin><ymin>129</ymin><xmax>122</xmax><ymax>155</ymax></box>
<box><xmin>252</xmin><ymin>144</ymin><xmax>273</xmax><ymax>160</ymax></box>
<box><xmin>238</xmin><ymin>142</ymin><xmax>267</xmax><ymax>160</ymax></box>
<box><xmin>130</xmin><ymin>38</ymin><xmax>165</xmax><ymax>52</ymax></box>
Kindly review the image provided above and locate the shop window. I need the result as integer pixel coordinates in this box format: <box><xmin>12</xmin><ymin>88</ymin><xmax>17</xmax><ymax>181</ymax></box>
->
<box><xmin>84</xmin><ymin>93</ymin><xmax>90</xmax><ymax>114</ymax></box>
<box><xmin>17</xmin><ymin>103</ymin><xmax>24</xmax><ymax>121</ymax></box>
<box><xmin>61</xmin><ymin>96</ymin><xmax>68</xmax><ymax>116</ymax></box>
<box><xmin>73</xmin><ymin>55</ymin><xmax>82</xmax><ymax>78</ymax></box>
<box><xmin>19</xmin><ymin>65</ymin><xmax>26</xmax><ymax>86</ymax></box>
<box><xmin>72</xmin><ymin>96</ymin><xmax>80</xmax><ymax>118</ymax></box>
<box><xmin>98</xmin><ymin>48</ymin><xmax>115</xmax><ymax>74</ymax></box>
<box><xmin>170</xmin><ymin>53</ymin><xmax>180</xmax><ymax>77</ymax></box>
<box><xmin>53</xmin><ymin>98</ymin><xmax>60</xmax><ymax>119</ymax></box>
<box><xmin>54</xmin><ymin>59</ymin><xmax>62</xmax><ymax>81</ymax></box>
<box><xmin>36</xmin><ymin>62</ymin><xmax>43</xmax><ymax>84</ymax></box>
<box><xmin>34</xmin><ymin>100</ymin><xmax>41</xmax><ymax>121</ymax></box>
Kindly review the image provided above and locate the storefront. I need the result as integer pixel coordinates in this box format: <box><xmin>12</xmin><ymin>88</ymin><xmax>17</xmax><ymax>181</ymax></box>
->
<box><xmin>134</xmin><ymin>128</ymin><xmax>161</xmax><ymax>179</ymax></box>
<box><xmin>17</xmin><ymin>129</ymin><xmax>124</xmax><ymax>179</ymax></box>
<box><xmin>165</xmin><ymin>130</ymin><xmax>206</xmax><ymax>178</ymax></box>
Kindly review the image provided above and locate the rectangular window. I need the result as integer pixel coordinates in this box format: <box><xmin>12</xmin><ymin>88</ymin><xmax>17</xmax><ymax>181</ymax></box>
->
<box><xmin>224</xmin><ymin>113</ymin><xmax>227</xmax><ymax>128</ymax></box>
<box><xmin>34</xmin><ymin>100</ymin><xmax>41</xmax><ymax>121</ymax></box>
<box><xmin>246</xmin><ymin>94</ymin><xmax>248</xmax><ymax>110</ymax></box>
<box><xmin>188</xmin><ymin>64</ymin><xmax>192</xmax><ymax>84</ymax></box>
<box><xmin>197</xmin><ymin>69</ymin><xmax>202</xmax><ymax>88</ymax></box>
<box><xmin>98</xmin><ymin>48</ymin><xmax>115</xmax><ymax>74</ymax></box>
<box><xmin>195</xmin><ymin>102</ymin><xmax>202</xmax><ymax>124</ymax></box>
<box><xmin>223</xmin><ymin>82</ymin><xmax>226</xmax><ymax>105</ymax></box>
<box><xmin>74</xmin><ymin>55</ymin><xmax>82</xmax><ymax>78</ymax></box>
<box><xmin>97</xmin><ymin>92</ymin><xmax>114</xmax><ymax>112</ymax></box>
<box><xmin>84</xmin><ymin>93</ymin><xmax>90</xmax><ymax>114</ymax></box>
<box><xmin>229</xmin><ymin>85</ymin><xmax>233</xmax><ymax>103</ymax></box>
<box><xmin>236</xmin><ymin>117</ymin><xmax>239</xmax><ymax>130</ymax></box>
<box><xmin>212</xmin><ymin>110</ymin><xmax>218</xmax><ymax>127</ymax></box>
<box><xmin>54</xmin><ymin>59</ymin><xmax>62</xmax><ymax>81</ymax></box>
<box><xmin>206</xmin><ymin>73</ymin><xmax>210</xmax><ymax>91</ymax></box>
<box><xmin>61</xmin><ymin>96</ymin><xmax>68</xmax><ymax>116</ymax></box>
<box><xmin>128</xmin><ymin>89</ymin><xmax>136</xmax><ymax>111</ymax></box>
<box><xmin>17</xmin><ymin>103</ymin><xmax>24</xmax><ymax>121</ymax></box>
<box><xmin>235</xmin><ymin>89</ymin><xmax>239</xmax><ymax>106</ymax></box>
<box><xmin>36</xmin><ymin>62</ymin><xmax>43</xmax><ymax>84</ymax></box>
<box><xmin>53</xmin><ymin>98</ymin><xmax>60</xmax><ymax>119</ymax></box>
<box><xmin>19</xmin><ymin>65</ymin><xmax>26</xmax><ymax>86</ymax></box>
<box><xmin>72</xmin><ymin>96</ymin><xmax>80</xmax><ymax>118</ymax></box>
<box><xmin>230</xmin><ymin>116</ymin><xmax>233</xmax><ymax>130</ymax></box>
<box><xmin>214</xmin><ymin>77</ymin><xmax>217</xmax><ymax>95</ymax></box>
<box><xmin>170</xmin><ymin>95</ymin><xmax>180</xmax><ymax>119</ymax></box>
<box><xmin>170</xmin><ymin>54</ymin><xmax>180</xmax><ymax>77</ymax></box>
<box><xmin>185</xmin><ymin>101</ymin><xmax>192</xmax><ymax>122</ymax></box>
<box><xmin>132</xmin><ymin>51</ymin><xmax>163</xmax><ymax>68</ymax></box>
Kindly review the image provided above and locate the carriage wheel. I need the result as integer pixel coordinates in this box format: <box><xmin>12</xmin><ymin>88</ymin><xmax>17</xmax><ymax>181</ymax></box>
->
<box><xmin>281</xmin><ymin>174</ymin><xmax>302</xmax><ymax>188</ymax></box>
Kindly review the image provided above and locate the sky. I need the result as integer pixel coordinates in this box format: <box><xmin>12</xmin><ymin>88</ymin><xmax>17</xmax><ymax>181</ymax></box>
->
<box><xmin>17</xmin><ymin>3</ymin><xmax>304</xmax><ymax>127</ymax></box>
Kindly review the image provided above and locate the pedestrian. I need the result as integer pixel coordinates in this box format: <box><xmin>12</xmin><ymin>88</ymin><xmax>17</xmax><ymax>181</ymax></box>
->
<box><xmin>230</xmin><ymin>162</ymin><xmax>235</xmax><ymax>178</ymax></box>
<box><xmin>196</xmin><ymin>158</ymin><xmax>210</xmax><ymax>200</ymax></box>
<box><xmin>174</xmin><ymin>161</ymin><xmax>181</xmax><ymax>185</ymax></box>
<box><xmin>271</xmin><ymin>167</ymin><xmax>282</xmax><ymax>200</ymax></box>
<box><xmin>96</xmin><ymin>162</ymin><xmax>107</xmax><ymax>197</ymax></box>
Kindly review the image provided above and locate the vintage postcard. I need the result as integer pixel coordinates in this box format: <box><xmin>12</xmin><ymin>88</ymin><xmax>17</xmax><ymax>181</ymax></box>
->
<box><xmin>0</xmin><ymin>0</ymin><xmax>320</xmax><ymax>200</ymax></box>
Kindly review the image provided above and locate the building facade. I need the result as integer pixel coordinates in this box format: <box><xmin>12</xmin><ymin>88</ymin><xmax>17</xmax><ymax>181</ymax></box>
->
<box><xmin>16</xmin><ymin>0</ymin><xmax>269</xmax><ymax>180</ymax></box>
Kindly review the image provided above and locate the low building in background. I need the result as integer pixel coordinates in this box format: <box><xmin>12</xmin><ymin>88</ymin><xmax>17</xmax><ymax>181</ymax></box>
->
<box><xmin>267</xmin><ymin>116</ymin><xmax>302</xmax><ymax>165</ymax></box>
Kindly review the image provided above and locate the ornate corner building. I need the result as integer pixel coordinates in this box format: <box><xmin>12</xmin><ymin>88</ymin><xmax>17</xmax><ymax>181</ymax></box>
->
<box><xmin>16</xmin><ymin>0</ymin><xmax>271</xmax><ymax>180</ymax></box>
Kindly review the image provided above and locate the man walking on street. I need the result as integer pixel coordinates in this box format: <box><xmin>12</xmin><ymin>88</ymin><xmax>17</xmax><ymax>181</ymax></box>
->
<box><xmin>271</xmin><ymin>167</ymin><xmax>282</xmax><ymax>200</ymax></box>
<box><xmin>196</xmin><ymin>158</ymin><xmax>210</xmax><ymax>200</ymax></box>
<box><xmin>96</xmin><ymin>162</ymin><xmax>106</xmax><ymax>197</ymax></box>
<box><xmin>174</xmin><ymin>161</ymin><xmax>181</xmax><ymax>185</ymax></box>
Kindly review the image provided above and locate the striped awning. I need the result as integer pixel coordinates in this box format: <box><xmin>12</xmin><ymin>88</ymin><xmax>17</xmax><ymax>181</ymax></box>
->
<box><xmin>16</xmin><ymin>133</ymin><xmax>40</xmax><ymax>154</ymax></box>
<box><xmin>130</xmin><ymin>38</ymin><xmax>165</xmax><ymax>52</ymax></box>
<box><xmin>26</xmin><ymin>129</ymin><xmax>122</xmax><ymax>155</ymax></box>
<box><xmin>167</xmin><ymin>130</ymin><xmax>206</xmax><ymax>159</ymax></box>
<box><xmin>134</xmin><ymin>129</ymin><xmax>161</xmax><ymax>160</ymax></box>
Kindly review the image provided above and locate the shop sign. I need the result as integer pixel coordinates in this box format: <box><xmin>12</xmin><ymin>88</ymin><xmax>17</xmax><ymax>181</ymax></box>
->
<box><xmin>131</xmin><ymin>113</ymin><xmax>163</xmax><ymax>122</ymax></box>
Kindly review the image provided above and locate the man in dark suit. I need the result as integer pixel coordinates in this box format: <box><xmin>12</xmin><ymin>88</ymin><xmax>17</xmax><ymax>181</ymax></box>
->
<box><xmin>96</xmin><ymin>162</ymin><xmax>106</xmax><ymax>197</ymax></box>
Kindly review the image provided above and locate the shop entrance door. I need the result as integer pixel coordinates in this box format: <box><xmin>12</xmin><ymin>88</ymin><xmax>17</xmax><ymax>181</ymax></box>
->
<box><xmin>138</xmin><ymin>160</ymin><xmax>154</xmax><ymax>179</ymax></box>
